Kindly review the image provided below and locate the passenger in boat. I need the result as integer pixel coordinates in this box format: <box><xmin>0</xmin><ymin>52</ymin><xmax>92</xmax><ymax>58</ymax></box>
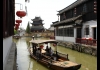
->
<box><xmin>49</xmin><ymin>47</ymin><xmax>53</xmax><ymax>56</ymax></box>
<box><xmin>45</xmin><ymin>45</ymin><xmax>49</xmax><ymax>55</ymax></box>
<box><xmin>36</xmin><ymin>48</ymin><xmax>41</xmax><ymax>59</ymax></box>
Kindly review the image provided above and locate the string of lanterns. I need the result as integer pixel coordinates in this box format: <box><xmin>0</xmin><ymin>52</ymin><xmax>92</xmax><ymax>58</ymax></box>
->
<box><xmin>14</xmin><ymin>4</ymin><xmax>27</xmax><ymax>31</ymax></box>
<box><xmin>94</xmin><ymin>1</ymin><xmax>97</xmax><ymax>13</ymax></box>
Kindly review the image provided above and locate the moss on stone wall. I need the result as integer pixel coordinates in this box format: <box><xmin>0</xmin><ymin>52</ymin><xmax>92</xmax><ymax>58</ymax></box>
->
<box><xmin>57</xmin><ymin>41</ymin><xmax>97</xmax><ymax>56</ymax></box>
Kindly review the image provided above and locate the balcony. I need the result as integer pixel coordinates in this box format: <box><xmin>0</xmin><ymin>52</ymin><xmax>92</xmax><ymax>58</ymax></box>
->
<box><xmin>76</xmin><ymin>38</ymin><xmax>97</xmax><ymax>46</ymax></box>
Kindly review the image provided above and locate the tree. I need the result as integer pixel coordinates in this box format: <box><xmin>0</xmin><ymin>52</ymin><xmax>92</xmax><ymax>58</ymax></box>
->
<box><xmin>14</xmin><ymin>29</ymin><xmax>18</xmax><ymax>35</ymax></box>
<box><xmin>26</xmin><ymin>22</ymin><xmax>31</xmax><ymax>34</ymax></box>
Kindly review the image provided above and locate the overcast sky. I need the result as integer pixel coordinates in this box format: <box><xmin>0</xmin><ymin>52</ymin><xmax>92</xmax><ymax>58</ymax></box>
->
<box><xmin>15</xmin><ymin>0</ymin><xmax>77</xmax><ymax>29</ymax></box>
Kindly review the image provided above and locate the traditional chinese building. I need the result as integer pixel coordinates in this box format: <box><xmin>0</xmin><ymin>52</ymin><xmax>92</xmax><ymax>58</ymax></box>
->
<box><xmin>3</xmin><ymin>0</ymin><xmax>16</xmax><ymax>70</ymax></box>
<box><xmin>3</xmin><ymin>0</ymin><xmax>29</xmax><ymax>70</ymax></box>
<box><xmin>52</xmin><ymin>0</ymin><xmax>97</xmax><ymax>45</ymax></box>
<box><xmin>31</xmin><ymin>16</ymin><xmax>45</xmax><ymax>32</ymax></box>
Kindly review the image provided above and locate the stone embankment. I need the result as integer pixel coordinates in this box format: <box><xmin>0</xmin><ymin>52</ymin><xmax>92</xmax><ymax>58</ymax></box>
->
<box><xmin>4</xmin><ymin>43</ymin><xmax>17</xmax><ymax>70</ymax></box>
<box><xmin>57</xmin><ymin>41</ymin><xmax>97</xmax><ymax>56</ymax></box>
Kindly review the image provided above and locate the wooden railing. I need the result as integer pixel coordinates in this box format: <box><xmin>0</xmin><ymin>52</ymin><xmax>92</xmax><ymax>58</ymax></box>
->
<box><xmin>76</xmin><ymin>38</ymin><xmax>97</xmax><ymax>46</ymax></box>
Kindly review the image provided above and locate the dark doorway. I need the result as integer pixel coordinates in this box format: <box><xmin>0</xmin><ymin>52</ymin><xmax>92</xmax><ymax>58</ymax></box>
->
<box><xmin>76</xmin><ymin>28</ymin><xmax>82</xmax><ymax>38</ymax></box>
<box><xmin>93</xmin><ymin>27</ymin><xmax>96</xmax><ymax>39</ymax></box>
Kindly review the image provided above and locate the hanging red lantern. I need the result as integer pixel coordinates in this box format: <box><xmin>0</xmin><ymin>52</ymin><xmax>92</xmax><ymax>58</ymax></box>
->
<box><xmin>40</xmin><ymin>45</ymin><xmax>44</xmax><ymax>49</ymax></box>
<box><xmin>16</xmin><ymin>19</ymin><xmax>22</xmax><ymax>23</ymax></box>
<box><xmin>15</xmin><ymin>24</ymin><xmax>19</xmax><ymax>30</ymax></box>
<box><xmin>15</xmin><ymin>23</ymin><xmax>20</xmax><ymax>27</ymax></box>
<box><xmin>94</xmin><ymin>1</ymin><xmax>97</xmax><ymax>14</ymax></box>
<box><xmin>15</xmin><ymin>26</ymin><xmax>19</xmax><ymax>30</ymax></box>
<box><xmin>16</xmin><ymin>10</ymin><xmax>26</xmax><ymax>18</ymax></box>
<box><xmin>53</xmin><ymin>44</ymin><xmax>56</xmax><ymax>46</ymax></box>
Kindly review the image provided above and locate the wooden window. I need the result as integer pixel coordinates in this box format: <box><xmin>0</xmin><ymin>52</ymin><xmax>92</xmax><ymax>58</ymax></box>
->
<box><xmin>63</xmin><ymin>28</ymin><xmax>66</xmax><ymax>36</ymax></box>
<box><xmin>83</xmin><ymin>4</ymin><xmax>87</xmax><ymax>13</ymax></box>
<box><xmin>65</xmin><ymin>27</ymin><xmax>74</xmax><ymax>37</ymax></box>
<box><xmin>69</xmin><ymin>27</ymin><xmax>74</xmax><ymax>37</ymax></box>
<box><xmin>66</xmin><ymin>28</ymin><xmax>69</xmax><ymax>36</ymax></box>
<box><xmin>63</xmin><ymin>13</ymin><xmax>66</xmax><ymax>20</ymax></box>
<box><xmin>56</xmin><ymin>27</ymin><xmax>74</xmax><ymax>37</ymax></box>
<box><xmin>84</xmin><ymin>25</ymin><xmax>89</xmax><ymax>35</ymax></box>
<box><xmin>73</xmin><ymin>9</ymin><xmax>76</xmax><ymax>17</ymax></box>
<box><xmin>85</xmin><ymin>28</ymin><xmax>89</xmax><ymax>35</ymax></box>
<box><xmin>59</xmin><ymin>29</ymin><xmax>61</xmax><ymax>36</ymax></box>
<box><xmin>57</xmin><ymin>28</ymin><xmax>59</xmax><ymax>36</ymax></box>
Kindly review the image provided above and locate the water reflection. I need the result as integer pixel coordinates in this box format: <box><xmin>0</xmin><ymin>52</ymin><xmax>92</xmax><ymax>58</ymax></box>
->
<box><xmin>14</xmin><ymin>37</ymin><xmax>49</xmax><ymax>70</ymax></box>
<box><xmin>14</xmin><ymin>37</ymin><xmax>97</xmax><ymax>70</ymax></box>
<box><xmin>57</xmin><ymin>46</ymin><xmax>97</xmax><ymax>70</ymax></box>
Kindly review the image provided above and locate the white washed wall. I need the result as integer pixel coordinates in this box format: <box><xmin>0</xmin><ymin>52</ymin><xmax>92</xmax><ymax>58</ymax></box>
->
<box><xmin>55</xmin><ymin>20</ymin><xmax>97</xmax><ymax>42</ymax></box>
<box><xmin>82</xmin><ymin>20</ymin><xmax>97</xmax><ymax>39</ymax></box>
<box><xmin>3</xmin><ymin>36</ymin><xmax>13</xmax><ymax>70</ymax></box>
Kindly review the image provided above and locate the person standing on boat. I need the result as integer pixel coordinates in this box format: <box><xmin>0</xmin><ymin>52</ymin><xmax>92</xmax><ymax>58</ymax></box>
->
<box><xmin>36</xmin><ymin>48</ymin><xmax>41</xmax><ymax>59</ymax></box>
<box><xmin>49</xmin><ymin>47</ymin><xmax>53</xmax><ymax>56</ymax></box>
<box><xmin>45</xmin><ymin>45</ymin><xmax>49</xmax><ymax>55</ymax></box>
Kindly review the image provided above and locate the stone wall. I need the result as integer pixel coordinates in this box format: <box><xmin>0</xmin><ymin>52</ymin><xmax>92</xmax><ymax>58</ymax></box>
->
<box><xmin>24</xmin><ymin>31</ymin><xmax>54</xmax><ymax>37</ymax></box>
<box><xmin>57</xmin><ymin>41</ymin><xmax>97</xmax><ymax>56</ymax></box>
<box><xmin>4</xmin><ymin>43</ymin><xmax>17</xmax><ymax>70</ymax></box>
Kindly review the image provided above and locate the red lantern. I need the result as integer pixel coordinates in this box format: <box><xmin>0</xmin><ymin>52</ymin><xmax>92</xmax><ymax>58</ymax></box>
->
<box><xmin>16</xmin><ymin>19</ymin><xmax>22</xmax><ymax>23</ymax></box>
<box><xmin>94</xmin><ymin>1</ymin><xmax>97</xmax><ymax>4</ymax></box>
<box><xmin>89</xmin><ymin>38</ymin><xmax>93</xmax><ymax>40</ymax></box>
<box><xmin>82</xmin><ymin>37</ymin><xmax>86</xmax><ymax>39</ymax></box>
<box><xmin>15</xmin><ymin>26</ymin><xmax>19</xmax><ymax>30</ymax></box>
<box><xmin>15</xmin><ymin>23</ymin><xmax>20</xmax><ymax>27</ymax></box>
<box><xmin>94</xmin><ymin>1</ymin><xmax>97</xmax><ymax>14</ymax></box>
<box><xmin>53</xmin><ymin>44</ymin><xmax>56</xmax><ymax>46</ymax></box>
<box><xmin>16</xmin><ymin>10</ymin><xmax>26</xmax><ymax>18</ymax></box>
<box><xmin>40</xmin><ymin>45</ymin><xmax>44</xmax><ymax>49</ymax></box>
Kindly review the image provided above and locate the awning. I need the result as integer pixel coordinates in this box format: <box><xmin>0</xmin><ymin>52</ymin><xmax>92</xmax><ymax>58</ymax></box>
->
<box><xmin>52</xmin><ymin>15</ymin><xmax>82</xmax><ymax>26</ymax></box>
<box><xmin>75</xmin><ymin>20</ymin><xmax>82</xmax><ymax>24</ymax></box>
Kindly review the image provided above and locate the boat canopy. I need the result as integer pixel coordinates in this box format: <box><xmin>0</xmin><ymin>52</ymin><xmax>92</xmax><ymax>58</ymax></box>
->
<box><xmin>29</xmin><ymin>39</ymin><xmax>58</xmax><ymax>45</ymax></box>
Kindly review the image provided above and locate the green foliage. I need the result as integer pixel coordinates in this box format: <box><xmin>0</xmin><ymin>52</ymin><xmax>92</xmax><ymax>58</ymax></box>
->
<box><xmin>14</xmin><ymin>29</ymin><xmax>17</xmax><ymax>34</ymax></box>
<box><xmin>26</xmin><ymin>21</ymin><xmax>31</xmax><ymax>34</ymax></box>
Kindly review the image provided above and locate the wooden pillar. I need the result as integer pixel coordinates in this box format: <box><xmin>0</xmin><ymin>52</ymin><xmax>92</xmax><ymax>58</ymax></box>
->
<box><xmin>32</xmin><ymin>44</ymin><xmax>35</xmax><ymax>55</ymax></box>
<box><xmin>3</xmin><ymin>0</ymin><xmax>6</xmax><ymax>38</ymax></box>
<box><xmin>54</xmin><ymin>28</ymin><xmax>55</xmax><ymax>39</ymax></box>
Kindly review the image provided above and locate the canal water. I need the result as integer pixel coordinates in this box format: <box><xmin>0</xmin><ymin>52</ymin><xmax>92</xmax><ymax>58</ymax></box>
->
<box><xmin>13</xmin><ymin>37</ymin><xmax>97</xmax><ymax>70</ymax></box>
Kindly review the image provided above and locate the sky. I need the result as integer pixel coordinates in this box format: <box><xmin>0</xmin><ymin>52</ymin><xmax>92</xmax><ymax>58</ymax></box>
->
<box><xmin>15</xmin><ymin>0</ymin><xmax>77</xmax><ymax>29</ymax></box>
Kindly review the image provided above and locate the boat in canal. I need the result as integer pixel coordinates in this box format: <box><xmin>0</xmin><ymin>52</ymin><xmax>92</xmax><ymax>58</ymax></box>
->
<box><xmin>13</xmin><ymin>34</ymin><xmax>21</xmax><ymax>39</ymax></box>
<box><xmin>28</xmin><ymin>39</ymin><xmax>81</xmax><ymax>70</ymax></box>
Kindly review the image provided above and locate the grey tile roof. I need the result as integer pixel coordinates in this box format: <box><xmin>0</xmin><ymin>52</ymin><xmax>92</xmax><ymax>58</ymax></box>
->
<box><xmin>31</xmin><ymin>22</ymin><xmax>43</xmax><ymax>24</ymax></box>
<box><xmin>52</xmin><ymin>21</ymin><xmax>59</xmax><ymax>24</ymax></box>
<box><xmin>31</xmin><ymin>26</ymin><xmax>44</xmax><ymax>30</ymax></box>
<box><xmin>57</xmin><ymin>0</ymin><xmax>88</xmax><ymax>15</ymax></box>
<box><xmin>52</xmin><ymin>15</ymin><xmax>82</xmax><ymax>26</ymax></box>
<box><xmin>31</xmin><ymin>16</ymin><xmax>43</xmax><ymax>21</ymax></box>
<box><xmin>48</xmin><ymin>27</ymin><xmax>54</xmax><ymax>30</ymax></box>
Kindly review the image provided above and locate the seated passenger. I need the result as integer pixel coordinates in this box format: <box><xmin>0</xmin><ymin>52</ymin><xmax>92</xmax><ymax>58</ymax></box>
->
<box><xmin>49</xmin><ymin>47</ymin><xmax>54</xmax><ymax>56</ymax></box>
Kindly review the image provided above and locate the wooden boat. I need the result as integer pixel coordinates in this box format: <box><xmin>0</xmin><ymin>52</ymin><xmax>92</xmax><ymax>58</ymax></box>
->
<box><xmin>28</xmin><ymin>39</ymin><xmax>81</xmax><ymax>70</ymax></box>
<box><xmin>13</xmin><ymin>34</ymin><xmax>20</xmax><ymax>39</ymax></box>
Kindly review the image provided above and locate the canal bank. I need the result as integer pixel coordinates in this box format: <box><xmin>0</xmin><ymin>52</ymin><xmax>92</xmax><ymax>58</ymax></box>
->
<box><xmin>14</xmin><ymin>37</ymin><xmax>97</xmax><ymax>70</ymax></box>
<box><xmin>4</xmin><ymin>42</ymin><xmax>17</xmax><ymax>70</ymax></box>
<box><xmin>57</xmin><ymin>41</ymin><xmax>97</xmax><ymax>56</ymax></box>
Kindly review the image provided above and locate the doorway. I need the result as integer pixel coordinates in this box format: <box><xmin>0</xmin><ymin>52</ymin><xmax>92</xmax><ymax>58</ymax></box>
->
<box><xmin>76</xmin><ymin>28</ymin><xmax>82</xmax><ymax>38</ymax></box>
<box><xmin>93</xmin><ymin>27</ymin><xmax>96</xmax><ymax>39</ymax></box>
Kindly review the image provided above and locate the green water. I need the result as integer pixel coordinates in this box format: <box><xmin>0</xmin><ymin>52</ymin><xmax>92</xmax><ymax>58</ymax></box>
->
<box><xmin>14</xmin><ymin>37</ymin><xmax>97</xmax><ymax>70</ymax></box>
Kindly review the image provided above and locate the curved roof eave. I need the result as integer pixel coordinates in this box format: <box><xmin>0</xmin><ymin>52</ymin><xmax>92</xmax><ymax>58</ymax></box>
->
<box><xmin>57</xmin><ymin>0</ymin><xmax>88</xmax><ymax>15</ymax></box>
